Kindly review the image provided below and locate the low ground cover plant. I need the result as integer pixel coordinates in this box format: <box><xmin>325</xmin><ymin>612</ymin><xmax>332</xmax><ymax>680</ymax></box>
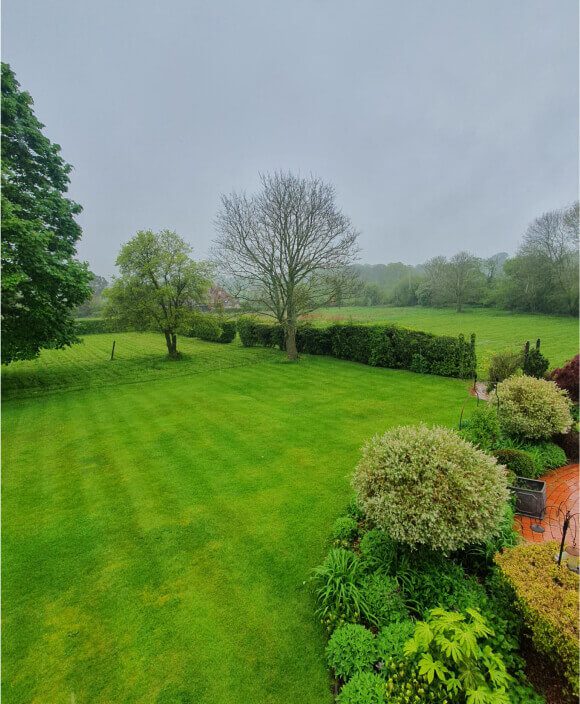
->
<box><xmin>331</xmin><ymin>516</ymin><xmax>360</xmax><ymax>547</ymax></box>
<box><xmin>495</xmin><ymin>542</ymin><xmax>579</xmax><ymax>698</ymax></box>
<box><xmin>491</xmin><ymin>375</ymin><xmax>573</xmax><ymax>440</ymax></box>
<box><xmin>352</xmin><ymin>424</ymin><xmax>509</xmax><ymax>552</ymax></box>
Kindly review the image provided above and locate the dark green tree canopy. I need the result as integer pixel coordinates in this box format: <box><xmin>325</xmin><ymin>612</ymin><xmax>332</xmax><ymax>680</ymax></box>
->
<box><xmin>1</xmin><ymin>62</ymin><xmax>91</xmax><ymax>364</ymax></box>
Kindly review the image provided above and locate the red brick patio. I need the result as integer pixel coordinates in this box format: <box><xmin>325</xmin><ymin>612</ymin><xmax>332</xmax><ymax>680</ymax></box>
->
<box><xmin>515</xmin><ymin>464</ymin><xmax>579</xmax><ymax>544</ymax></box>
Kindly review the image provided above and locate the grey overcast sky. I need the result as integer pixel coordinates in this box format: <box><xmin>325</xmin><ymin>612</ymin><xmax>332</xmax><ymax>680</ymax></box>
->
<box><xmin>3</xmin><ymin>0</ymin><xmax>578</xmax><ymax>277</ymax></box>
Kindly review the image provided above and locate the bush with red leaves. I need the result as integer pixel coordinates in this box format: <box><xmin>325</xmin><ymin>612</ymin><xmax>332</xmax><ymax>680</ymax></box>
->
<box><xmin>550</xmin><ymin>355</ymin><xmax>579</xmax><ymax>403</ymax></box>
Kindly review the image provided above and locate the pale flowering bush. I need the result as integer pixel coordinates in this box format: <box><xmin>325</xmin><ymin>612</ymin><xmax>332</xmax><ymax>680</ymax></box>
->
<box><xmin>492</xmin><ymin>375</ymin><xmax>573</xmax><ymax>440</ymax></box>
<box><xmin>352</xmin><ymin>424</ymin><xmax>509</xmax><ymax>553</ymax></box>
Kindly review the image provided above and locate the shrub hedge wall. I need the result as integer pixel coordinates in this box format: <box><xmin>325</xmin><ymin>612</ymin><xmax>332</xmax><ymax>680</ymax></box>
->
<box><xmin>75</xmin><ymin>318</ymin><xmax>121</xmax><ymax>335</ymax></box>
<box><xmin>237</xmin><ymin>318</ymin><xmax>476</xmax><ymax>379</ymax></box>
<box><xmin>187</xmin><ymin>314</ymin><xmax>236</xmax><ymax>343</ymax></box>
<box><xmin>494</xmin><ymin>542</ymin><xmax>579</xmax><ymax>698</ymax></box>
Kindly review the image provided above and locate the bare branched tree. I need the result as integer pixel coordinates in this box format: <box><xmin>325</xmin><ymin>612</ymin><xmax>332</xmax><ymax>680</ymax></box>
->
<box><xmin>213</xmin><ymin>172</ymin><xmax>360</xmax><ymax>359</ymax></box>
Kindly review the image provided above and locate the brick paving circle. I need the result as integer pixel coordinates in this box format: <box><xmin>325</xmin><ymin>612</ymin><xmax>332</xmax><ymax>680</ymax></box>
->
<box><xmin>515</xmin><ymin>464</ymin><xmax>579</xmax><ymax>545</ymax></box>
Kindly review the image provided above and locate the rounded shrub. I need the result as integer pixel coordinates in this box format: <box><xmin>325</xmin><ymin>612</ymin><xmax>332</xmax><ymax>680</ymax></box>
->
<box><xmin>331</xmin><ymin>516</ymin><xmax>359</xmax><ymax>546</ymax></box>
<box><xmin>360</xmin><ymin>573</ymin><xmax>408</xmax><ymax>628</ymax></box>
<box><xmin>337</xmin><ymin>672</ymin><xmax>386</xmax><ymax>704</ymax></box>
<box><xmin>359</xmin><ymin>530</ymin><xmax>398</xmax><ymax>575</ymax></box>
<box><xmin>325</xmin><ymin>624</ymin><xmax>377</xmax><ymax>679</ymax></box>
<box><xmin>352</xmin><ymin>424</ymin><xmax>510</xmax><ymax>553</ymax></box>
<box><xmin>494</xmin><ymin>448</ymin><xmax>538</xmax><ymax>479</ymax></box>
<box><xmin>187</xmin><ymin>312</ymin><xmax>222</xmax><ymax>341</ymax></box>
<box><xmin>492</xmin><ymin>375</ymin><xmax>573</xmax><ymax>440</ymax></box>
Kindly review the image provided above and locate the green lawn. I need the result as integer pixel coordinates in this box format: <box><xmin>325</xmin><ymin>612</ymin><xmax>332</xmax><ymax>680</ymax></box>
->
<box><xmin>2</xmin><ymin>333</ymin><xmax>476</xmax><ymax>704</ymax></box>
<box><xmin>304</xmin><ymin>306</ymin><xmax>579</xmax><ymax>375</ymax></box>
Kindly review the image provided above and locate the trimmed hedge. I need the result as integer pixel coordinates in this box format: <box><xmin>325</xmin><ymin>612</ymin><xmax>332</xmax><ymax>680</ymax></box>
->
<box><xmin>187</xmin><ymin>314</ymin><xmax>236</xmax><ymax>343</ymax></box>
<box><xmin>75</xmin><ymin>318</ymin><xmax>121</xmax><ymax>335</ymax></box>
<box><xmin>495</xmin><ymin>542</ymin><xmax>579</xmax><ymax>698</ymax></box>
<box><xmin>237</xmin><ymin>318</ymin><xmax>476</xmax><ymax>379</ymax></box>
<box><xmin>494</xmin><ymin>448</ymin><xmax>538</xmax><ymax>479</ymax></box>
<box><xmin>237</xmin><ymin>317</ymin><xmax>284</xmax><ymax>349</ymax></box>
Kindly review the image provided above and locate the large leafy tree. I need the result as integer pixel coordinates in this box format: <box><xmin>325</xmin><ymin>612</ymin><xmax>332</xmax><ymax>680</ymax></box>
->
<box><xmin>104</xmin><ymin>230</ymin><xmax>213</xmax><ymax>358</ymax></box>
<box><xmin>418</xmin><ymin>252</ymin><xmax>484</xmax><ymax>311</ymax></box>
<box><xmin>1</xmin><ymin>63</ymin><xmax>91</xmax><ymax>364</ymax></box>
<box><xmin>500</xmin><ymin>203</ymin><xmax>579</xmax><ymax>315</ymax></box>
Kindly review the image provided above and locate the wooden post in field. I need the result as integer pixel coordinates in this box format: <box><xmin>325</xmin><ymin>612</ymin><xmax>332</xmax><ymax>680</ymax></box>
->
<box><xmin>110</xmin><ymin>340</ymin><xmax>116</xmax><ymax>361</ymax></box>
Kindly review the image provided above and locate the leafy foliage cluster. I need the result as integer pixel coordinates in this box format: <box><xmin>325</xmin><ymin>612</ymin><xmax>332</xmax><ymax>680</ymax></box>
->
<box><xmin>311</xmin><ymin>422</ymin><xmax>548</xmax><ymax>703</ymax></box>
<box><xmin>360</xmin><ymin>573</ymin><xmax>408</xmax><ymax>628</ymax></box>
<box><xmin>312</xmin><ymin>549</ymin><xmax>367</xmax><ymax>632</ymax></box>
<box><xmin>522</xmin><ymin>344</ymin><xmax>549</xmax><ymax>379</ymax></box>
<box><xmin>331</xmin><ymin>516</ymin><xmax>360</xmax><ymax>547</ymax></box>
<box><xmin>495</xmin><ymin>543</ymin><xmax>579</xmax><ymax>698</ymax></box>
<box><xmin>460</xmin><ymin>405</ymin><xmax>501</xmax><ymax>451</ymax></box>
<box><xmin>326</xmin><ymin>623</ymin><xmax>377</xmax><ymax>679</ymax></box>
<box><xmin>237</xmin><ymin>318</ymin><xmax>476</xmax><ymax>378</ymax></box>
<box><xmin>487</xmin><ymin>350</ymin><xmax>524</xmax><ymax>390</ymax></box>
<box><xmin>550</xmin><ymin>354</ymin><xmax>579</xmax><ymax>403</ymax></box>
<box><xmin>402</xmin><ymin>608</ymin><xmax>513</xmax><ymax>703</ymax></box>
<box><xmin>336</xmin><ymin>672</ymin><xmax>386</xmax><ymax>704</ymax></box>
<box><xmin>352</xmin><ymin>424</ymin><xmax>509</xmax><ymax>552</ymax></box>
<box><xmin>553</xmin><ymin>429</ymin><xmax>579</xmax><ymax>463</ymax></box>
<box><xmin>492</xmin><ymin>376</ymin><xmax>573</xmax><ymax>440</ymax></box>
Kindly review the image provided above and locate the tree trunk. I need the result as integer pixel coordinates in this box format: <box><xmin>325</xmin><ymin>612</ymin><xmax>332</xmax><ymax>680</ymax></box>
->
<box><xmin>285</xmin><ymin>319</ymin><xmax>298</xmax><ymax>361</ymax></box>
<box><xmin>164</xmin><ymin>331</ymin><xmax>179</xmax><ymax>359</ymax></box>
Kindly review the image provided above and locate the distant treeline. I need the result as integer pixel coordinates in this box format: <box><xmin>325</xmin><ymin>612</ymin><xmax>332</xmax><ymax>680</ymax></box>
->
<box><xmin>80</xmin><ymin>202</ymin><xmax>579</xmax><ymax>319</ymax></box>
<box><xmin>348</xmin><ymin>203</ymin><xmax>579</xmax><ymax>316</ymax></box>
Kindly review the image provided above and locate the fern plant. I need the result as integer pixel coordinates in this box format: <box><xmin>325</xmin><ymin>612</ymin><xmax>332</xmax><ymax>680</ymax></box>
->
<box><xmin>403</xmin><ymin>608</ymin><xmax>513</xmax><ymax>704</ymax></box>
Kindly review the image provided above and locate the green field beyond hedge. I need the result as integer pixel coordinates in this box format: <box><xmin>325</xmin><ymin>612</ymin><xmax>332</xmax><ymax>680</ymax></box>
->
<box><xmin>304</xmin><ymin>306</ymin><xmax>579</xmax><ymax>375</ymax></box>
<box><xmin>2</xmin><ymin>334</ymin><xmax>476</xmax><ymax>704</ymax></box>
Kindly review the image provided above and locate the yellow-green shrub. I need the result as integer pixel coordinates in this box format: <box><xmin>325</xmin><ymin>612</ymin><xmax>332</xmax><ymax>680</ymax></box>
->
<box><xmin>352</xmin><ymin>424</ymin><xmax>510</xmax><ymax>553</ymax></box>
<box><xmin>494</xmin><ymin>542</ymin><xmax>579</xmax><ymax>697</ymax></box>
<box><xmin>491</xmin><ymin>375</ymin><xmax>573</xmax><ymax>440</ymax></box>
